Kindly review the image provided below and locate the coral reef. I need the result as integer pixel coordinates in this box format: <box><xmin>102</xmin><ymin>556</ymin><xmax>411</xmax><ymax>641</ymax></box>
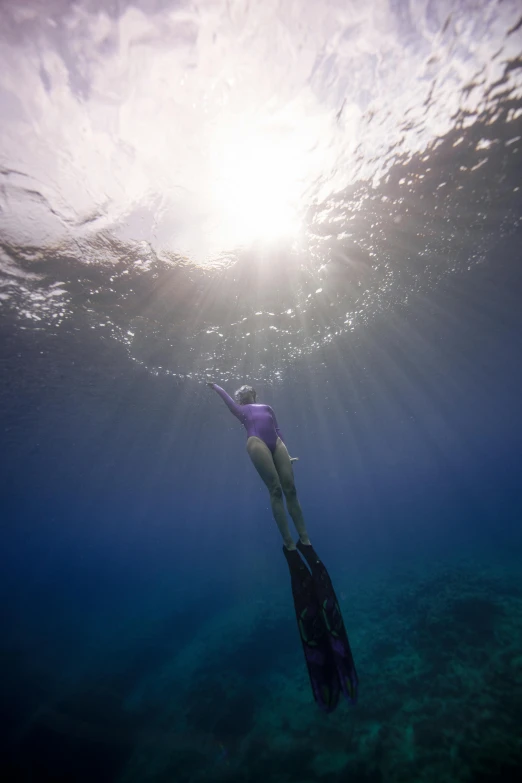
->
<box><xmin>6</xmin><ymin>556</ymin><xmax>522</xmax><ymax>782</ymax></box>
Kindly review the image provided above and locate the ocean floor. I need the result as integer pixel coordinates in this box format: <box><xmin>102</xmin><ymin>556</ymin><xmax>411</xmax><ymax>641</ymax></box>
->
<box><xmin>7</xmin><ymin>553</ymin><xmax>522</xmax><ymax>783</ymax></box>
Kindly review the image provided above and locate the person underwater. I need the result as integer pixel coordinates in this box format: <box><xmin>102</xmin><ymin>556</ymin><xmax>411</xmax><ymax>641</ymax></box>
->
<box><xmin>207</xmin><ymin>381</ymin><xmax>358</xmax><ymax>712</ymax></box>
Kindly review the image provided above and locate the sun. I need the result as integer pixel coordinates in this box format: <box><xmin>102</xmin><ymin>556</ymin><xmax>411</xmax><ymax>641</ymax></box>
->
<box><xmin>210</xmin><ymin>122</ymin><xmax>307</xmax><ymax>249</ymax></box>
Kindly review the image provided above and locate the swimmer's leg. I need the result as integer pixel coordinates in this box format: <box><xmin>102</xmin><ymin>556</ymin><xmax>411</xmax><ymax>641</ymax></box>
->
<box><xmin>246</xmin><ymin>436</ymin><xmax>295</xmax><ymax>550</ymax></box>
<box><xmin>273</xmin><ymin>438</ymin><xmax>311</xmax><ymax>546</ymax></box>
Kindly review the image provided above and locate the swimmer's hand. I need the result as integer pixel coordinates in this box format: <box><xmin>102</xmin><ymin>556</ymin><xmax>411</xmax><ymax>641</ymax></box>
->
<box><xmin>290</xmin><ymin>457</ymin><xmax>299</xmax><ymax>463</ymax></box>
<box><xmin>206</xmin><ymin>381</ymin><xmax>215</xmax><ymax>387</ymax></box>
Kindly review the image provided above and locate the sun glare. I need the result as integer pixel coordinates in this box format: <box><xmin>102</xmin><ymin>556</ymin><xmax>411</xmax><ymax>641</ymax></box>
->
<box><xmin>211</xmin><ymin>124</ymin><xmax>308</xmax><ymax>250</ymax></box>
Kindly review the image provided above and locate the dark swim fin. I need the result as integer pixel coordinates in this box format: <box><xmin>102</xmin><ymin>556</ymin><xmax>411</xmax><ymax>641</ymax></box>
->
<box><xmin>297</xmin><ymin>541</ymin><xmax>358</xmax><ymax>704</ymax></box>
<box><xmin>283</xmin><ymin>546</ymin><xmax>340</xmax><ymax>713</ymax></box>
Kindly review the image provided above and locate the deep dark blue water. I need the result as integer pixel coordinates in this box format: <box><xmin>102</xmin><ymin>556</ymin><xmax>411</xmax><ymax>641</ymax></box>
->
<box><xmin>2</xmin><ymin>235</ymin><xmax>522</xmax><ymax>782</ymax></box>
<box><xmin>1</xmin><ymin>1</ymin><xmax>522</xmax><ymax>781</ymax></box>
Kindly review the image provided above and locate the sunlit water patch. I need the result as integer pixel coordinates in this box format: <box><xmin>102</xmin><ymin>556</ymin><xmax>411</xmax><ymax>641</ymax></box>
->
<box><xmin>0</xmin><ymin>0</ymin><xmax>521</xmax><ymax>380</ymax></box>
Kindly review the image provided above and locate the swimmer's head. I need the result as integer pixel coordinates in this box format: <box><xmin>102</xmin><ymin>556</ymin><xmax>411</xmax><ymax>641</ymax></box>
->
<box><xmin>234</xmin><ymin>385</ymin><xmax>256</xmax><ymax>405</ymax></box>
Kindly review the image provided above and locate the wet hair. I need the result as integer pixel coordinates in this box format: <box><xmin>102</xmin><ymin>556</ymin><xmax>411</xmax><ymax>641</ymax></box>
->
<box><xmin>234</xmin><ymin>385</ymin><xmax>256</xmax><ymax>405</ymax></box>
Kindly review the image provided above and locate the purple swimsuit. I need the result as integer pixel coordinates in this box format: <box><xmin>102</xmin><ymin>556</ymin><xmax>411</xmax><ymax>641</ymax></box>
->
<box><xmin>211</xmin><ymin>384</ymin><xmax>284</xmax><ymax>453</ymax></box>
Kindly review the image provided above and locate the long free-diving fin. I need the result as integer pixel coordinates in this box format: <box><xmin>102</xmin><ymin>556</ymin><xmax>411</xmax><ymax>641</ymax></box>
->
<box><xmin>283</xmin><ymin>546</ymin><xmax>340</xmax><ymax>713</ymax></box>
<box><xmin>297</xmin><ymin>541</ymin><xmax>358</xmax><ymax>704</ymax></box>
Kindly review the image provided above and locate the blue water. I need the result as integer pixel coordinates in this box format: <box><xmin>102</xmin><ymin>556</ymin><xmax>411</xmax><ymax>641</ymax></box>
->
<box><xmin>1</xmin><ymin>1</ymin><xmax>522</xmax><ymax>781</ymax></box>
<box><xmin>2</xmin><ymin>237</ymin><xmax>522</xmax><ymax>782</ymax></box>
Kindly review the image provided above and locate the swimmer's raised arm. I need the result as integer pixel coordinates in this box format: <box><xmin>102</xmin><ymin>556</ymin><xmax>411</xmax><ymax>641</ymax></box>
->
<box><xmin>207</xmin><ymin>382</ymin><xmax>243</xmax><ymax>416</ymax></box>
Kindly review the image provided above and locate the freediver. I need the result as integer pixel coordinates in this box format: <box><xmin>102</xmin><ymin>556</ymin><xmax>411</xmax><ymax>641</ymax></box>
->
<box><xmin>207</xmin><ymin>382</ymin><xmax>358</xmax><ymax>711</ymax></box>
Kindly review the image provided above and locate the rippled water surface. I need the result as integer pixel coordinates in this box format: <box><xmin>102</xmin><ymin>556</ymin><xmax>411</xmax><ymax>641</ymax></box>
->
<box><xmin>0</xmin><ymin>0</ymin><xmax>521</xmax><ymax>380</ymax></box>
